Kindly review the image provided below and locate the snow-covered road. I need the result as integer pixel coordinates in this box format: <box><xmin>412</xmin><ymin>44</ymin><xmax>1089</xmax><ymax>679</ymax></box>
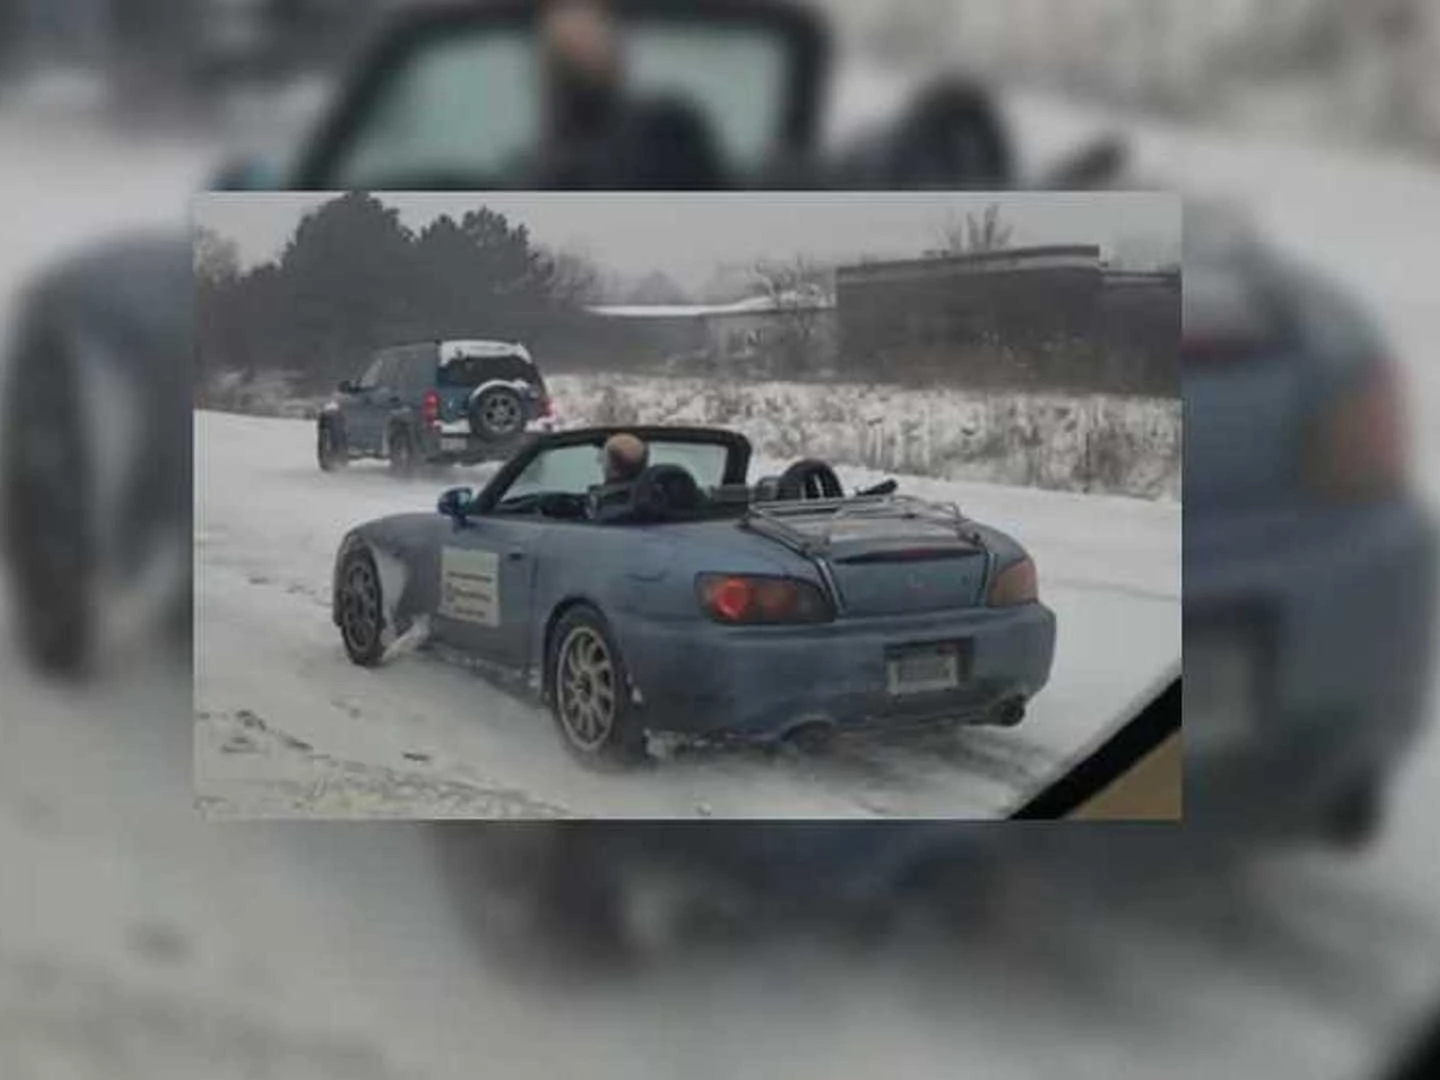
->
<box><xmin>194</xmin><ymin>410</ymin><xmax>1179</xmax><ymax>818</ymax></box>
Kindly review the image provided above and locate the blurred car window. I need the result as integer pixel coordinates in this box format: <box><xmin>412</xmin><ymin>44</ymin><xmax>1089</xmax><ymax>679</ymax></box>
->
<box><xmin>335</xmin><ymin>30</ymin><xmax>540</xmax><ymax>185</ymax></box>
<box><xmin>645</xmin><ymin>441</ymin><xmax>728</xmax><ymax>484</ymax></box>
<box><xmin>328</xmin><ymin>22</ymin><xmax>789</xmax><ymax>187</ymax></box>
<box><xmin>507</xmin><ymin>443</ymin><xmax>603</xmax><ymax>500</ymax></box>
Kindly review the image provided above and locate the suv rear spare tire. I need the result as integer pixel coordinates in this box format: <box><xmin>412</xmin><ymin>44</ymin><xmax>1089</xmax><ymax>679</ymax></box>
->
<box><xmin>470</xmin><ymin>385</ymin><xmax>525</xmax><ymax>441</ymax></box>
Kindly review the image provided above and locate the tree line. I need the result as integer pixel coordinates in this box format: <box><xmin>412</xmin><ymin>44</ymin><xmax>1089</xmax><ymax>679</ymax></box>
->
<box><xmin>196</xmin><ymin>192</ymin><xmax>605</xmax><ymax>393</ymax></box>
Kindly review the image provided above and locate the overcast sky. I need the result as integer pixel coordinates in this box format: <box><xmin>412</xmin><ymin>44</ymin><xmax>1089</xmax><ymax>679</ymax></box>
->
<box><xmin>195</xmin><ymin>191</ymin><xmax>1180</xmax><ymax>290</ymax></box>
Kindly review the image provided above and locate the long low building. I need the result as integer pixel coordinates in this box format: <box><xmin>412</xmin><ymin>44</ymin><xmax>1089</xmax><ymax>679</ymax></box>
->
<box><xmin>834</xmin><ymin>245</ymin><xmax>1179</xmax><ymax>395</ymax></box>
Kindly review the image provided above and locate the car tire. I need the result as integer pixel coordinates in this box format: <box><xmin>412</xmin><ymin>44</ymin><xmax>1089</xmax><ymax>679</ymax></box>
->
<box><xmin>317</xmin><ymin>419</ymin><xmax>348</xmax><ymax>472</ymax></box>
<box><xmin>388</xmin><ymin>424</ymin><xmax>417</xmax><ymax>477</ymax></box>
<box><xmin>547</xmin><ymin>605</ymin><xmax>648</xmax><ymax>767</ymax></box>
<box><xmin>336</xmin><ymin>545</ymin><xmax>387</xmax><ymax>667</ymax></box>
<box><xmin>469</xmin><ymin>386</ymin><xmax>525</xmax><ymax>442</ymax></box>
<box><xmin>1323</xmin><ymin>773</ymin><xmax>1387</xmax><ymax>850</ymax></box>
<box><xmin>1</xmin><ymin>328</ymin><xmax>93</xmax><ymax>675</ymax></box>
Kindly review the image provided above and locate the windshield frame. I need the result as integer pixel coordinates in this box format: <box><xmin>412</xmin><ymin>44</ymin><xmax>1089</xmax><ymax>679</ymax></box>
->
<box><xmin>473</xmin><ymin>425</ymin><xmax>753</xmax><ymax>514</ymax></box>
<box><xmin>290</xmin><ymin>0</ymin><xmax>827</xmax><ymax>189</ymax></box>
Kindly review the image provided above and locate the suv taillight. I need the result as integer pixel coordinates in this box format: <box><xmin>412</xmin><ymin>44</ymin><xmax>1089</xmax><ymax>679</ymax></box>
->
<box><xmin>695</xmin><ymin>574</ymin><xmax>832</xmax><ymax>625</ymax></box>
<box><xmin>1305</xmin><ymin>359</ymin><xmax>1407</xmax><ymax>503</ymax></box>
<box><xmin>422</xmin><ymin>390</ymin><xmax>441</xmax><ymax>428</ymax></box>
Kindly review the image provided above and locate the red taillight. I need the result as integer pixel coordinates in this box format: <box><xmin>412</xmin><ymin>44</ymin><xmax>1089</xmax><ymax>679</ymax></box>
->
<box><xmin>1306</xmin><ymin>359</ymin><xmax>1407</xmax><ymax>502</ymax></box>
<box><xmin>987</xmin><ymin>558</ymin><xmax>1038</xmax><ymax>607</ymax></box>
<box><xmin>422</xmin><ymin>390</ymin><xmax>440</xmax><ymax>427</ymax></box>
<box><xmin>696</xmin><ymin>574</ymin><xmax>831</xmax><ymax>625</ymax></box>
<box><xmin>539</xmin><ymin>394</ymin><xmax>554</xmax><ymax>418</ymax></box>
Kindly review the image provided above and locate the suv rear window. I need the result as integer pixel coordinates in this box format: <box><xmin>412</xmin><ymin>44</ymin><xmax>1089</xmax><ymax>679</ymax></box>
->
<box><xmin>438</xmin><ymin>352</ymin><xmax>541</xmax><ymax>388</ymax></box>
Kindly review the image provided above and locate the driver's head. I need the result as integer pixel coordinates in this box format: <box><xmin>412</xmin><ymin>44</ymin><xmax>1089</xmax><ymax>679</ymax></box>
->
<box><xmin>601</xmin><ymin>433</ymin><xmax>648</xmax><ymax>484</ymax></box>
<box><xmin>539</xmin><ymin>0</ymin><xmax>622</xmax><ymax>126</ymax></box>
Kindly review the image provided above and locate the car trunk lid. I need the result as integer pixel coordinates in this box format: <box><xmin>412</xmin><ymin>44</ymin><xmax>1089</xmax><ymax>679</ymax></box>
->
<box><xmin>742</xmin><ymin>499</ymin><xmax>990</xmax><ymax>615</ymax></box>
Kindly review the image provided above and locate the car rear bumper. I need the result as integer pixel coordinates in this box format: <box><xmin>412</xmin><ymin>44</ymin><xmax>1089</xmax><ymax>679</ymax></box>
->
<box><xmin>1185</xmin><ymin>497</ymin><xmax>1437</xmax><ymax>833</ymax></box>
<box><xmin>619</xmin><ymin>602</ymin><xmax>1057</xmax><ymax>740</ymax></box>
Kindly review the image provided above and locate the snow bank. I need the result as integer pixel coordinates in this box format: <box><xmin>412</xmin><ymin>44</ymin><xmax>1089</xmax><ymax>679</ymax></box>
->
<box><xmin>200</xmin><ymin>365</ymin><xmax>1181</xmax><ymax>499</ymax></box>
<box><xmin>548</xmin><ymin>374</ymin><xmax>1180</xmax><ymax>500</ymax></box>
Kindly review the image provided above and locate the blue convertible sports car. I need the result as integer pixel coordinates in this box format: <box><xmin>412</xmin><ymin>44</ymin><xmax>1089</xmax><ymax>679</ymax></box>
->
<box><xmin>331</xmin><ymin>426</ymin><xmax>1057</xmax><ymax>764</ymax></box>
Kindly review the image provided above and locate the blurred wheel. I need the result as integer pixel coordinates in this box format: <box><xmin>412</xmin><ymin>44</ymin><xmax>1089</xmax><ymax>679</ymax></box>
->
<box><xmin>1324</xmin><ymin>773</ymin><xmax>1386</xmax><ymax>850</ymax></box>
<box><xmin>317</xmin><ymin>419</ymin><xmax>348</xmax><ymax>472</ymax></box>
<box><xmin>1</xmin><ymin>328</ymin><xmax>92</xmax><ymax>674</ymax></box>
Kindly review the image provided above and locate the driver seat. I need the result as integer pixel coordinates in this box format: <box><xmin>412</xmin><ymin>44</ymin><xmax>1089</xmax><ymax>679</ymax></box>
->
<box><xmin>587</xmin><ymin>464</ymin><xmax>703</xmax><ymax>524</ymax></box>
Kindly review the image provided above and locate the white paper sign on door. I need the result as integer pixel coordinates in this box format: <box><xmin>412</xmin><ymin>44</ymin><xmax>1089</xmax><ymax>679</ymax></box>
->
<box><xmin>438</xmin><ymin>547</ymin><xmax>500</xmax><ymax>626</ymax></box>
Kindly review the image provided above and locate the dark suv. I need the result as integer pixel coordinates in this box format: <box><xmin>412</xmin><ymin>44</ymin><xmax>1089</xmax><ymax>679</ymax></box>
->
<box><xmin>317</xmin><ymin>339</ymin><xmax>556</xmax><ymax>474</ymax></box>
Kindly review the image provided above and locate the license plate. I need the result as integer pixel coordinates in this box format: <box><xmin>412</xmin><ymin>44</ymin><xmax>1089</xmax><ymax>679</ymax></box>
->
<box><xmin>886</xmin><ymin>644</ymin><xmax>962</xmax><ymax>696</ymax></box>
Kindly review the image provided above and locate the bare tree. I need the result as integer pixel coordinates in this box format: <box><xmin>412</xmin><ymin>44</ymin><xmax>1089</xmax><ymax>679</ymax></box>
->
<box><xmin>749</xmin><ymin>255</ymin><xmax>834</xmax><ymax>377</ymax></box>
<box><xmin>539</xmin><ymin>247</ymin><xmax>605</xmax><ymax>308</ymax></box>
<box><xmin>938</xmin><ymin>203</ymin><xmax>1015</xmax><ymax>255</ymax></box>
<box><xmin>194</xmin><ymin>225</ymin><xmax>241</xmax><ymax>285</ymax></box>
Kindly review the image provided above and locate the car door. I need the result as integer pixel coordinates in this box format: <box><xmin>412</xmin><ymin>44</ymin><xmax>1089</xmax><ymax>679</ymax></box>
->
<box><xmin>345</xmin><ymin>351</ymin><xmax>394</xmax><ymax>453</ymax></box>
<box><xmin>430</xmin><ymin>513</ymin><xmax>542</xmax><ymax>671</ymax></box>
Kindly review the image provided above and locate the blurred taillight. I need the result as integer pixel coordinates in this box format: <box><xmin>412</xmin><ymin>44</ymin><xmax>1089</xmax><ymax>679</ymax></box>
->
<box><xmin>988</xmin><ymin>558</ymin><xmax>1038</xmax><ymax>607</ymax></box>
<box><xmin>696</xmin><ymin>574</ymin><xmax>832</xmax><ymax>625</ymax></box>
<box><xmin>1305</xmin><ymin>359</ymin><xmax>1407</xmax><ymax>503</ymax></box>
<box><xmin>539</xmin><ymin>394</ymin><xmax>554</xmax><ymax>418</ymax></box>
<box><xmin>422</xmin><ymin>390</ymin><xmax>441</xmax><ymax>428</ymax></box>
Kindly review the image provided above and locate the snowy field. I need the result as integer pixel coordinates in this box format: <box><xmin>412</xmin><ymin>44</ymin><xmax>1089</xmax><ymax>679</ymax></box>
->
<box><xmin>6</xmin><ymin>89</ymin><xmax>1440</xmax><ymax>1078</ymax></box>
<box><xmin>194</xmin><ymin>409</ymin><xmax>1179</xmax><ymax>819</ymax></box>
<box><xmin>549</xmin><ymin>374</ymin><xmax>1181</xmax><ymax>499</ymax></box>
<box><xmin>216</xmin><ymin>374</ymin><xmax>1182</xmax><ymax>499</ymax></box>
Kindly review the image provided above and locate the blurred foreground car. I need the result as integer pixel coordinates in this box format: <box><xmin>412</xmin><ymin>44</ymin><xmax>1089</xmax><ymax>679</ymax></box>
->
<box><xmin>1183</xmin><ymin>203</ymin><xmax>1436</xmax><ymax>845</ymax></box>
<box><xmin>0</xmin><ymin>0</ymin><xmax>1116</xmax><ymax>676</ymax></box>
<box><xmin>333</xmin><ymin>425</ymin><xmax>1055</xmax><ymax>764</ymax></box>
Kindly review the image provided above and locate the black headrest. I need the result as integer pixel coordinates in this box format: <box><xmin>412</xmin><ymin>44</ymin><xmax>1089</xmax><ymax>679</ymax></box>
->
<box><xmin>632</xmin><ymin>464</ymin><xmax>702</xmax><ymax>518</ymax></box>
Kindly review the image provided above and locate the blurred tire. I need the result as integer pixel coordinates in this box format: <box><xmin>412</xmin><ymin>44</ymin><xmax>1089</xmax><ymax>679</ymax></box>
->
<box><xmin>317</xmin><ymin>419</ymin><xmax>348</xmax><ymax>472</ymax></box>
<box><xmin>1324</xmin><ymin>773</ymin><xmax>1386</xmax><ymax>850</ymax></box>
<box><xmin>1</xmin><ymin>321</ymin><xmax>93</xmax><ymax>674</ymax></box>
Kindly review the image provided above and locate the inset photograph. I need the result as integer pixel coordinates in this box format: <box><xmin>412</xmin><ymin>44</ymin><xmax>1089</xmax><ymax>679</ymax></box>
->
<box><xmin>193</xmin><ymin>191</ymin><xmax>1180</xmax><ymax>819</ymax></box>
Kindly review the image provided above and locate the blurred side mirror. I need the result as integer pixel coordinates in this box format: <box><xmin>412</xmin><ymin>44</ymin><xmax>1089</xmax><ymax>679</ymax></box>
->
<box><xmin>438</xmin><ymin>487</ymin><xmax>475</xmax><ymax>523</ymax></box>
<box><xmin>208</xmin><ymin>155</ymin><xmax>282</xmax><ymax>192</ymax></box>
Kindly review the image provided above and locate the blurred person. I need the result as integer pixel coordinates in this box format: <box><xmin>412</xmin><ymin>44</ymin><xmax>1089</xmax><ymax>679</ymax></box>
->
<box><xmin>528</xmin><ymin>0</ymin><xmax>727</xmax><ymax>188</ymax></box>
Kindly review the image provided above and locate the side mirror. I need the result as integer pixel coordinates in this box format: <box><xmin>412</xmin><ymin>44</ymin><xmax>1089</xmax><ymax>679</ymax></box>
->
<box><xmin>208</xmin><ymin>154</ymin><xmax>282</xmax><ymax>192</ymax></box>
<box><xmin>438</xmin><ymin>487</ymin><xmax>475</xmax><ymax>523</ymax></box>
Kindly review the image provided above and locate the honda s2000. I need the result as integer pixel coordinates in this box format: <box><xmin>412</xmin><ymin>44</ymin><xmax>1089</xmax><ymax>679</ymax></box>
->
<box><xmin>331</xmin><ymin>426</ymin><xmax>1056</xmax><ymax>765</ymax></box>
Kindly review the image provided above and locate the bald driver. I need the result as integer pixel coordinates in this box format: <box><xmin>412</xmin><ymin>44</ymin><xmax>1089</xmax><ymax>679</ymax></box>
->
<box><xmin>600</xmin><ymin>433</ymin><xmax>649</xmax><ymax>485</ymax></box>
